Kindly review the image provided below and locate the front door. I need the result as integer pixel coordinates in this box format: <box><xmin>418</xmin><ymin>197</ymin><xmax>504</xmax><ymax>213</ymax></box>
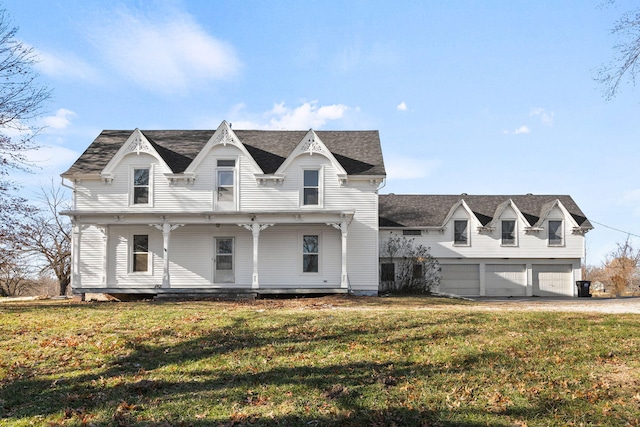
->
<box><xmin>214</xmin><ymin>237</ymin><xmax>234</xmax><ymax>283</ymax></box>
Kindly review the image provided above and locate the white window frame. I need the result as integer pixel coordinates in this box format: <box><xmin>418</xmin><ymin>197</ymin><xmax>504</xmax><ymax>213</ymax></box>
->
<box><xmin>300</xmin><ymin>167</ymin><xmax>323</xmax><ymax>208</ymax></box>
<box><xmin>214</xmin><ymin>158</ymin><xmax>238</xmax><ymax>211</ymax></box>
<box><xmin>453</xmin><ymin>220</ymin><xmax>469</xmax><ymax>246</ymax></box>
<box><xmin>548</xmin><ymin>220</ymin><xmax>564</xmax><ymax>246</ymax></box>
<box><xmin>501</xmin><ymin>219</ymin><xmax>517</xmax><ymax>246</ymax></box>
<box><xmin>130</xmin><ymin>234</ymin><xmax>152</xmax><ymax>274</ymax></box>
<box><xmin>300</xmin><ymin>232</ymin><xmax>322</xmax><ymax>274</ymax></box>
<box><xmin>130</xmin><ymin>165</ymin><xmax>153</xmax><ymax>207</ymax></box>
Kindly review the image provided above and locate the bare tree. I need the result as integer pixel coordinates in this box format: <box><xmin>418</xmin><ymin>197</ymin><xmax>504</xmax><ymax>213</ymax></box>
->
<box><xmin>597</xmin><ymin>4</ymin><xmax>640</xmax><ymax>99</ymax></box>
<box><xmin>589</xmin><ymin>237</ymin><xmax>640</xmax><ymax>296</ymax></box>
<box><xmin>0</xmin><ymin>249</ymin><xmax>35</xmax><ymax>296</ymax></box>
<box><xmin>0</xmin><ymin>7</ymin><xmax>51</xmax><ymax>274</ymax></box>
<box><xmin>20</xmin><ymin>183</ymin><xmax>71</xmax><ymax>296</ymax></box>
<box><xmin>380</xmin><ymin>234</ymin><xmax>440</xmax><ymax>294</ymax></box>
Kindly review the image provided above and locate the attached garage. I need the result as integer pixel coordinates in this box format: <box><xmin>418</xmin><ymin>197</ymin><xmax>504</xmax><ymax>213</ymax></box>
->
<box><xmin>486</xmin><ymin>264</ymin><xmax>527</xmax><ymax>296</ymax></box>
<box><xmin>439</xmin><ymin>264</ymin><xmax>480</xmax><ymax>296</ymax></box>
<box><xmin>533</xmin><ymin>265</ymin><xmax>573</xmax><ymax>296</ymax></box>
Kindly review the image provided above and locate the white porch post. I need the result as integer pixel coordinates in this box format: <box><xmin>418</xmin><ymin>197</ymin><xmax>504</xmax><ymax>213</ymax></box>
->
<box><xmin>150</xmin><ymin>223</ymin><xmax>184</xmax><ymax>288</ymax></box>
<box><xmin>240</xmin><ymin>223</ymin><xmax>274</xmax><ymax>288</ymax></box>
<box><xmin>97</xmin><ymin>225</ymin><xmax>109</xmax><ymax>286</ymax></box>
<box><xmin>72</xmin><ymin>223</ymin><xmax>82</xmax><ymax>288</ymax></box>
<box><xmin>328</xmin><ymin>221</ymin><xmax>349</xmax><ymax>289</ymax></box>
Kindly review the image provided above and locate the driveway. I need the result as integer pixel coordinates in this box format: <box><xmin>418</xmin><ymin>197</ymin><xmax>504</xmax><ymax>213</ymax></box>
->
<box><xmin>467</xmin><ymin>296</ymin><xmax>640</xmax><ymax>314</ymax></box>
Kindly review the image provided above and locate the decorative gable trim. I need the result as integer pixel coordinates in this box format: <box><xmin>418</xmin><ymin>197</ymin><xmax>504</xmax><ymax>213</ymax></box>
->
<box><xmin>101</xmin><ymin>129</ymin><xmax>171</xmax><ymax>184</ymax></box>
<box><xmin>274</xmin><ymin>130</ymin><xmax>348</xmax><ymax>178</ymax></box>
<box><xmin>184</xmin><ymin>121</ymin><xmax>263</xmax><ymax>180</ymax></box>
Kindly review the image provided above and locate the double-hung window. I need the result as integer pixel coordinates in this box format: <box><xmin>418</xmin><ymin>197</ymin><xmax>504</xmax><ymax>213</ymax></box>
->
<box><xmin>548</xmin><ymin>220</ymin><xmax>563</xmax><ymax>246</ymax></box>
<box><xmin>132</xmin><ymin>235</ymin><xmax>149</xmax><ymax>272</ymax></box>
<box><xmin>501</xmin><ymin>220</ymin><xmax>516</xmax><ymax>246</ymax></box>
<box><xmin>302</xmin><ymin>235</ymin><xmax>319</xmax><ymax>273</ymax></box>
<box><xmin>216</xmin><ymin>159</ymin><xmax>236</xmax><ymax>210</ymax></box>
<box><xmin>453</xmin><ymin>220</ymin><xmax>469</xmax><ymax>245</ymax></box>
<box><xmin>303</xmin><ymin>169</ymin><xmax>320</xmax><ymax>206</ymax></box>
<box><xmin>133</xmin><ymin>168</ymin><xmax>150</xmax><ymax>205</ymax></box>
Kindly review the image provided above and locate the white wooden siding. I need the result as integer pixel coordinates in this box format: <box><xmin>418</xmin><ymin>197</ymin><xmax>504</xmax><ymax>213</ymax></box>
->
<box><xmin>381</xmin><ymin>208</ymin><xmax>585</xmax><ymax>260</ymax></box>
<box><xmin>258</xmin><ymin>225</ymin><xmax>342</xmax><ymax>288</ymax></box>
<box><xmin>78</xmin><ymin>226</ymin><xmax>104</xmax><ymax>287</ymax></box>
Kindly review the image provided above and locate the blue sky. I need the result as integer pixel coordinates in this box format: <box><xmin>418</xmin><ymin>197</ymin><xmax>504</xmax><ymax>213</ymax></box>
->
<box><xmin>4</xmin><ymin>0</ymin><xmax>640</xmax><ymax>265</ymax></box>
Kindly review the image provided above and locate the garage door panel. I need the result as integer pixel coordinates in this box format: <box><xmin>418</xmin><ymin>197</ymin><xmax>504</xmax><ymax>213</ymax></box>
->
<box><xmin>533</xmin><ymin>265</ymin><xmax>572</xmax><ymax>296</ymax></box>
<box><xmin>486</xmin><ymin>264</ymin><xmax>526</xmax><ymax>296</ymax></box>
<box><xmin>440</xmin><ymin>264</ymin><xmax>480</xmax><ymax>296</ymax></box>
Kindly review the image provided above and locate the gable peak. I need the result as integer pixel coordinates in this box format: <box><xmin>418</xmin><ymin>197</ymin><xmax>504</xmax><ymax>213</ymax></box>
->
<box><xmin>125</xmin><ymin>129</ymin><xmax>153</xmax><ymax>155</ymax></box>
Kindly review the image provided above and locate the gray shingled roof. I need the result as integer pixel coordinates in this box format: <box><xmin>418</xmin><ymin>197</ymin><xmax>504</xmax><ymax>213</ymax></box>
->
<box><xmin>379</xmin><ymin>194</ymin><xmax>592</xmax><ymax>229</ymax></box>
<box><xmin>62</xmin><ymin>129</ymin><xmax>386</xmax><ymax>176</ymax></box>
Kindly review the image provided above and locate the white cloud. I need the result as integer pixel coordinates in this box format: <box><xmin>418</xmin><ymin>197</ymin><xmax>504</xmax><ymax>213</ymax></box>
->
<box><xmin>385</xmin><ymin>155</ymin><xmax>440</xmax><ymax>180</ymax></box>
<box><xmin>88</xmin><ymin>5</ymin><xmax>241</xmax><ymax>94</ymax></box>
<box><xmin>42</xmin><ymin>109</ymin><xmax>76</xmax><ymax>130</ymax></box>
<box><xmin>397</xmin><ymin>102</ymin><xmax>407</xmax><ymax>111</ymax></box>
<box><xmin>530</xmin><ymin>107</ymin><xmax>554</xmax><ymax>126</ymax></box>
<box><xmin>15</xmin><ymin>146</ymin><xmax>80</xmax><ymax>181</ymax></box>
<box><xmin>232</xmin><ymin>102</ymin><xmax>350</xmax><ymax>130</ymax></box>
<box><xmin>514</xmin><ymin>126</ymin><xmax>530</xmax><ymax>134</ymax></box>
<box><xmin>34</xmin><ymin>48</ymin><xmax>101</xmax><ymax>82</ymax></box>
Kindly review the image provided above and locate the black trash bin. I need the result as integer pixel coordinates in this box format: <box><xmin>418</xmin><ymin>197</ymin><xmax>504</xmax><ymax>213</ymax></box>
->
<box><xmin>576</xmin><ymin>280</ymin><xmax>591</xmax><ymax>297</ymax></box>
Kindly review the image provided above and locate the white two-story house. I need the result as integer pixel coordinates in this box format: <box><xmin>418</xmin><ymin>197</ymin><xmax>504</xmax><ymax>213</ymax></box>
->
<box><xmin>62</xmin><ymin>121</ymin><xmax>592</xmax><ymax>298</ymax></box>
<box><xmin>379</xmin><ymin>194</ymin><xmax>593</xmax><ymax>297</ymax></box>
<box><xmin>61</xmin><ymin>121</ymin><xmax>386</xmax><ymax>296</ymax></box>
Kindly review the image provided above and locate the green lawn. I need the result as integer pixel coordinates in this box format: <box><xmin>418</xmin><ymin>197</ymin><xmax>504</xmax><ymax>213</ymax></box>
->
<box><xmin>1</xmin><ymin>296</ymin><xmax>639</xmax><ymax>426</ymax></box>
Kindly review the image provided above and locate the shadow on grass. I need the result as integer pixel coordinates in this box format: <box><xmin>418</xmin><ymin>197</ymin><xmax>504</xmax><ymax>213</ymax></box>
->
<box><xmin>0</xmin><ymin>303</ymin><xmax>571</xmax><ymax>426</ymax></box>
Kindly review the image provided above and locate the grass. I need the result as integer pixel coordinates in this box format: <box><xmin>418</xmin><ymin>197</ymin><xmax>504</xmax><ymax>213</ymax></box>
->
<box><xmin>1</xmin><ymin>296</ymin><xmax>640</xmax><ymax>426</ymax></box>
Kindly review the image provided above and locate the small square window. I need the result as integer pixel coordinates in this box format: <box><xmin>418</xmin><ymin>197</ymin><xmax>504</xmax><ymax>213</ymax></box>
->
<box><xmin>454</xmin><ymin>220</ymin><xmax>468</xmax><ymax>245</ymax></box>
<box><xmin>381</xmin><ymin>263</ymin><xmax>395</xmax><ymax>281</ymax></box>
<box><xmin>501</xmin><ymin>220</ymin><xmax>516</xmax><ymax>245</ymax></box>
<box><xmin>412</xmin><ymin>264</ymin><xmax>423</xmax><ymax>279</ymax></box>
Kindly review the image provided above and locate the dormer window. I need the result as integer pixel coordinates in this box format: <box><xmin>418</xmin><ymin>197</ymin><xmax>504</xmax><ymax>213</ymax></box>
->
<box><xmin>133</xmin><ymin>168</ymin><xmax>150</xmax><ymax>205</ymax></box>
<box><xmin>454</xmin><ymin>220</ymin><xmax>469</xmax><ymax>245</ymax></box>
<box><xmin>501</xmin><ymin>220</ymin><xmax>516</xmax><ymax>246</ymax></box>
<box><xmin>548</xmin><ymin>220</ymin><xmax>563</xmax><ymax>246</ymax></box>
<box><xmin>302</xmin><ymin>169</ymin><xmax>320</xmax><ymax>206</ymax></box>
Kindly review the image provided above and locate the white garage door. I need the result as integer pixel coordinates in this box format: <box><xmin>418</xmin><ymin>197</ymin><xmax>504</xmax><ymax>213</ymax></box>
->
<box><xmin>439</xmin><ymin>264</ymin><xmax>480</xmax><ymax>296</ymax></box>
<box><xmin>486</xmin><ymin>264</ymin><xmax>527</xmax><ymax>296</ymax></box>
<box><xmin>533</xmin><ymin>265</ymin><xmax>573</xmax><ymax>296</ymax></box>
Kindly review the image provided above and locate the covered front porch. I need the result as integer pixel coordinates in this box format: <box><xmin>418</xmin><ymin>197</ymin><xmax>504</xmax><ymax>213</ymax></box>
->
<box><xmin>64</xmin><ymin>210</ymin><xmax>355</xmax><ymax>296</ymax></box>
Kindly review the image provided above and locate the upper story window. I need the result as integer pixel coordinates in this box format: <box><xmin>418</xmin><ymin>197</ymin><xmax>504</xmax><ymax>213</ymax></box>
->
<box><xmin>501</xmin><ymin>220</ymin><xmax>516</xmax><ymax>246</ymax></box>
<box><xmin>453</xmin><ymin>220</ymin><xmax>469</xmax><ymax>245</ymax></box>
<box><xmin>302</xmin><ymin>234</ymin><xmax>319</xmax><ymax>273</ymax></box>
<box><xmin>133</xmin><ymin>168</ymin><xmax>150</xmax><ymax>205</ymax></box>
<box><xmin>216</xmin><ymin>159</ymin><xmax>236</xmax><ymax>211</ymax></box>
<box><xmin>303</xmin><ymin>169</ymin><xmax>320</xmax><ymax>206</ymax></box>
<box><xmin>548</xmin><ymin>220</ymin><xmax>563</xmax><ymax>246</ymax></box>
<box><xmin>132</xmin><ymin>234</ymin><xmax>149</xmax><ymax>273</ymax></box>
